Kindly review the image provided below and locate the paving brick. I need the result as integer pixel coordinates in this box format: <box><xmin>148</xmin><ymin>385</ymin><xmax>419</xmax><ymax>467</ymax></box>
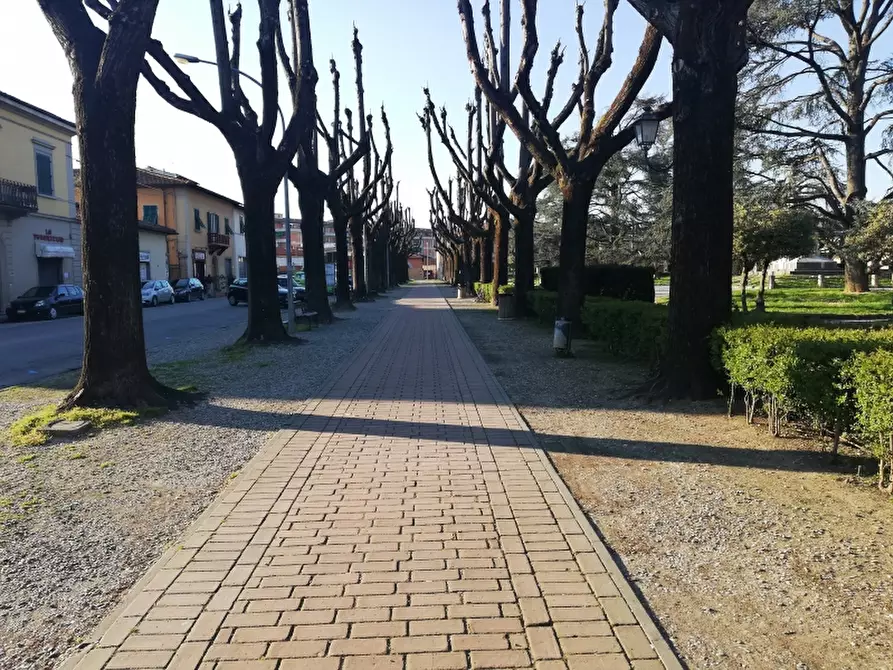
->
<box><xmin>406</xmin><ymin>652</ymin><xmax>469</xmax><ymax>670</ymax></box>
<box><xmin>566</xmin><ymin>654</ymin><xmax>632</xmax><ymax>670</ymax></box>
<box><xmin>329</xmin><ymin>637</ymin><xmax>388</xmax><ymax>655</ymax></box>
<box><xmin>68</xmin><ymin>286</ymin><xmax>675</xmax><ymax>670</ymax></box>
<box><xmin>390</xmin><ymin>635</ymin><xmax>449</xmax><ymax>653</ymax></box>
<box><xmin>614</xmin><ymin>625</ymin><xmax>658</xmax><ymax>659</ymax></box>
<box><xmin>105</xmin><ymin>650</ymin><xmax>174</xmax><ymax>668</ymax></box>
<box><xmin>527</xmin><ymin>626</ymin><xmax>562</xmax><ymax>660</ymax></box>
<box><xmin>351</xmin><ymin>621</ymin><xmax>407</xmax><ymax>638</ymax></box>
<box><xmin>450</xmin><ymin>633</ymin><xmax>509</xmax><ymax>651</ymax></box>
<box><xmin>469</xmin><ymin>649</ymin><xmax>530</xmax><ymax>668</ymax></box>
<box><xmin>266</xmin><ymin>640</ymin><xmax>328</xmax><ymax>658</ymax></box>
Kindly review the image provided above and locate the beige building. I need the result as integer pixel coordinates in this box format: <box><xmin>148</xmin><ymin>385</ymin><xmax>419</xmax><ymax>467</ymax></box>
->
<box><xmin>136</xmin><ymin>167</ymin><xmax>244</xmax><ymax>290</ymax></box>
<box><xmin>138</xmin><ymin>221</ymin><xmax>178</xmax><ymax>282</ymax></box>
<box><xmin>0</xmin><ymin>91</ymin><xmax>79</xmax><ymax>310</ymax></box>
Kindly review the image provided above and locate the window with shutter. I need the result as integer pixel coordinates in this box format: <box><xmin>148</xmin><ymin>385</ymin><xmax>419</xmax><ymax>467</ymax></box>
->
<box><xmin>35</xmin><ymin>149</ymin><xmax>54</xmax><ymax>196</ymax></box>
<box><xmin>194</xmin><ymin>208</ymin><xmax>203</xmax><ymax>232</ymax></box>
<box><xmin>143</xmin><ymin>205</ymin><xmax>158</xmax><ymax>224</ymax></box>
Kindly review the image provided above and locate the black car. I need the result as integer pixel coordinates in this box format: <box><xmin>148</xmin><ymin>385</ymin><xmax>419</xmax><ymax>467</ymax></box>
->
<box><xmin>172</xmin><ymin>278</ymin><xmax>205</xmax><ymax>302</ymax></box>
<box><xmin>227</xmin><ymin>278</ymin><xmax>303</xmax><ymax>308</ymax></box>
<box><xmin>6</xmin><ymin>285</ymin><xmax>84</xmax><ymax>321</ymax></box>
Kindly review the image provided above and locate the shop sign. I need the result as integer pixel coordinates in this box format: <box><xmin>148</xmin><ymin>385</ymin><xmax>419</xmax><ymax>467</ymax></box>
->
<box><xmin>193</xmin><ymin>250</ymin><xmax>206</xmax><ymax>261</ymax></box>
<box><xmin>139</xmin><ymin>251</ymin><xmax>151</xmax><ymax>262</ymax></box>
<box><xmin>34</xmin><ymin>229</ymin><xmax>64</xmax><ymax>243</ymax></box>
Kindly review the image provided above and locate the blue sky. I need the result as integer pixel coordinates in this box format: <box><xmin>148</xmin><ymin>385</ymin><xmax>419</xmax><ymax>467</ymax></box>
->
<box><xmin>0</xmin><ymin>1</ymin><xmax>670</xmax><ymax>224</ymax></box>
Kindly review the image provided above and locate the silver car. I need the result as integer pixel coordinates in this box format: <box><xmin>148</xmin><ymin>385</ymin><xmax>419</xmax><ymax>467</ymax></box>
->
<box><xmin>141</xmin><ymin>280</ymin><xmax>175</xmax><ymax>306</ymax></box>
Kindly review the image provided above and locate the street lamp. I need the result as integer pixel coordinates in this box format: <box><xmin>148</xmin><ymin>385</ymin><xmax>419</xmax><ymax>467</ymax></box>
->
<box><xmin>174</xmin><ymin>53</ymin><xmax>297</xmax><ymax>335</ymax></box>
<box><xmin>633</xmin><ymin>106</ymin><xmax>661</xmax><ymax>154</ymax></box>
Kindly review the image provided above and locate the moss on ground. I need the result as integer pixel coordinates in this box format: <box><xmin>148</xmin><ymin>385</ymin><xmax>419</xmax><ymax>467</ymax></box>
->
<box><xmin>9</xmin><ymin>406</ymin><xmax>141</xmax><ymax>448</ymax></box>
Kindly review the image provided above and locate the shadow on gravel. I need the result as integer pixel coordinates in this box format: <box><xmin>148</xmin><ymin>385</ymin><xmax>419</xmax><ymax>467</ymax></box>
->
<box><xmin>156</xmin><ymin>405</ymin><xmax>873</xmax><ymax>476</ymax></box>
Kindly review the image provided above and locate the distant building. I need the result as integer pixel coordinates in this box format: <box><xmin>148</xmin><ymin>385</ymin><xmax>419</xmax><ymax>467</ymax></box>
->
<box><xmin>0</xmin><ymin>90</ymin><xmax>79</xmax><ymax>309</ymax></box>
<box><xmin>135</xmin><ymin>167</ymin><xmax>244</xmax><ymax>289</ymax></box>
<box><xmin>409</xmin><ymin>228</ymin><xmax>436</xmax><ymax>280</ymax></box>
<box><xmin>274</xmin><ymin>217</ymin><xmax>339</xmax><ymax>272</ymax></box>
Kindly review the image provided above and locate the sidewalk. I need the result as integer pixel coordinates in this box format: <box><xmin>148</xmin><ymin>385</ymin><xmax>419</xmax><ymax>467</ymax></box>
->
<box><xmin>65</xmin><ymin>285</ymin><xmax>679</xmax><ymax>670</ymax></box>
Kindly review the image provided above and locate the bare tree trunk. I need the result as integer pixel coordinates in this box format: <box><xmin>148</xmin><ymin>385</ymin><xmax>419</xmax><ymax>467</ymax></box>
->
<box><xmin>662</xmin><ymin>1</ymin><xmax>739</xmax><ymax>399</ymax></box>
<box><xmin>239</xmin><ymin>179</ymin><xmax>291</xmax><ymax>341</ymax></box>
<box><xmin>740</xmin><ymin>264</ymin><xmax>750</xmax><ymax>313</ymax></box>
<box><xmin>332</xmin><ymin>216</ymin><xmax>353</xmax><ymax>310</ymax></box>
<box><xmin>480</xmin><ymin>234</ymin><xmax>493</xmax><ymax>285</ymax></box>
<box><xmin>64</xmin><ymin>83</ymin><xmax>172</xmax><ymax>409</ymax></box>
<box><xmin>755</xmin><ymin>262</ymin><xmax>769</xmax><ymax>311</ymax></box>
<box><xmin>298</xmin><ymin>188</ymin><xmax>334</xmax><ymax>323</ymax></box>
<box><xmin>490</xmin><ymin>207</ymin><xmax>510</xmax><ymax>305</ymax></box>
<box><xmin>350</xmin><ymin>214</ymin><xmax>368</xmax><ymax>300</ymax></box>
<box><xmin>844</xmin><ymin>254</ymin><xmax>870</xmax><ymax>293</ymax></box>
<box><xmin>513</xmin><ymin>209</ymin><xmax>535</xmax><ymax>319</ymax></box>
<box><xmin>557</xmin><ymin>177</ymin><xmax>596</xmax><ymax>324</ymax></box>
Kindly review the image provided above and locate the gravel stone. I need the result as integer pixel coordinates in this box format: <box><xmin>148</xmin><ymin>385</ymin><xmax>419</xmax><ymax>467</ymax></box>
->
<box><xmin>0</xmin><ymin>293</ymin><xmax>399</xmax><ymax>670</ymax></box>
<box><xmin>448</xmin><ymin>293</ymin><xmax>893</xmax><ymax>670</ymax></box>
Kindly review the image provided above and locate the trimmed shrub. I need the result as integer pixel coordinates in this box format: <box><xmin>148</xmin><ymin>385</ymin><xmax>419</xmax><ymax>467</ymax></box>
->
<box><xmin>581</xmin><ymin>298</ymin><xmax>668</xmax><ymax>365</ymax></box>
<box><xmin>538</xmin><ymin>265</ymin><xmax>655</xmax><ymax>302</ymax></box>
<box><xmin>527</xmin><ymin>290</ymin><xmax>558</xmax><ymax>323</ymax></box>
<box><xmin>714</xmin><ymin>324</ymin><xmax>893</xmax><ymax>441</ymax></box>
<box><xmin>846</xmin><ymin>349</ymin><xmax>893</xmax><ymax>491</ymax></box>
<box><xmin>473</xmin><ymin>282</ymin><xmax>494</xmax><ymax>303</ymax></box>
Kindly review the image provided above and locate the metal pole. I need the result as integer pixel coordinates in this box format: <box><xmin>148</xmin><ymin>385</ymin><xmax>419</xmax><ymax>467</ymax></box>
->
<box><xmin>363</xmin><ymin>223</ymin><xmax>370</xmax><ymax>295</ymax></box>
<box><xmin>279</xmin><ymin>107</ymin><xmax>295</xmax><ymax>336</ymax></box>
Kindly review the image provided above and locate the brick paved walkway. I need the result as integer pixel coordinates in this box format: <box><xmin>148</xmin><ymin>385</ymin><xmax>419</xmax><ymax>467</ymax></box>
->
<box><xmin>66</xmin><ymin>285</ymin><xmax>679</xmax><ymax>670</ymax></box>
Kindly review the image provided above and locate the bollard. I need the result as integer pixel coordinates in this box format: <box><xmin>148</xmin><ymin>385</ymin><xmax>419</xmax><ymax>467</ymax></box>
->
<box><xmin>553</xmin><ymin>318</ymin><xmax>572</xmax><ymax>357</ymax></box>
<box><xmin>768</xmin><ymin>273</ymin><xmax>776</xmax><ymax>290</ymax></box>
<box><xmin>871</xmin><ymin>274</ymin><xmax>879</xmax><ymax>288</ymax></box>
<box><xmin>817</xmin><ymin>274</ymin><xmax>824</xmax><ymax>288</ymax></box>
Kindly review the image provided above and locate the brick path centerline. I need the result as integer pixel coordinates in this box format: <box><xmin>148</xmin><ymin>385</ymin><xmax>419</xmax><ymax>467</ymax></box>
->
<box><xmin>66</xmin><ymin>285</ymin><xmax>679</xmax><ymax>670</ymax></box>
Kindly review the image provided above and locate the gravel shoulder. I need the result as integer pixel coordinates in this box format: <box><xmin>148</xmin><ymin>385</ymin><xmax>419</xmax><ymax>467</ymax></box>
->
<box><xmin>448</xmin><ymin>294</ymin><xmax>893</xmax><ymax>670</ymax></box>
<box><xmin>0</xmin><ymin>293</ymin><xmax>401</xmax><ymax>669</ymax></box>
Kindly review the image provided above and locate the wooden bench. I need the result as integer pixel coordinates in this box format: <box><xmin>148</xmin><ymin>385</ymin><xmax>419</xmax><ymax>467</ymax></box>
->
<box><xmin>295</xmin><ymin>303</ymin><xmax>319</xmax><ymax>329</ymax></box>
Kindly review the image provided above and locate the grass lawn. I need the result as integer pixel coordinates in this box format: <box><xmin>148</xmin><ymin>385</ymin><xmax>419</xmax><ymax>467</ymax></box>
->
<box><xmin>743</xmin><ymin>287</ymin><xmax>893</xmax><ymax>317</ymax></box>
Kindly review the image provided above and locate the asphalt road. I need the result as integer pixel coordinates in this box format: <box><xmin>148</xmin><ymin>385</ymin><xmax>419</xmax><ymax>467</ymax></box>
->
<box><xmin>0</xmin><ymin>298</ymin><xmax>249</xmax><ymax>389</ymax></box>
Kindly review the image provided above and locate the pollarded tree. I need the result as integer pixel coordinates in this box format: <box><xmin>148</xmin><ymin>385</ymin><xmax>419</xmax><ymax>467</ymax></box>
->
<box><xmin>628</xmin><ymin>0</ymin><xmax>754</xmax><ymax>399</ymax></box>
<box><xmin>459</xmin><ymin>0</ymin><xmax>668</xmax><ymax>326</ymax></box>
<box><xmin>37</xmin><ymin>0</ymin><xmax>188</xmax><ymax>409</ymax></box>
<box><xmin>743</xmin><ymin>0</ymin><xmax>893</xmax><ymax>293</ymax></box>
<box><xmin>142</xmin><ymin>0</ymin><xmax>312</xmax><ymax>341</ymax></box>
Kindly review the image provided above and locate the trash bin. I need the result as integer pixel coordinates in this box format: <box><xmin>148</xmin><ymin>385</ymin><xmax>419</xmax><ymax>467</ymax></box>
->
<box><xmin>497</xmin><ymin>292</ymin><xmax>515</xmax><ymax>320</ymax></box>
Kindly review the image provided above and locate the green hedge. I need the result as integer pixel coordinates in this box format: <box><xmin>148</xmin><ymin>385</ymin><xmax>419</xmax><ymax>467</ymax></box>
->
<box><xmin>539</xmin><ymin>265</ymin><xmax>655</xmax><ymax>302</ymax></box>
<box><xmin>846</xmin><ymin>349</ymin><xmax>893</xmax><ymax>488</ymax></box>
<box><xmin>473</xmin><ymin>282</ymin><xmax>493</xmax><ymax>303</ymax></box>
<box><xmin>527</xmin><ymin>290</ymin><xmax>558</xmax><ymax>323</ymax></box>
<box><xmin>581</xmin><ymin>298</ymin><xmax>668</xmax><ymax>365</ymax></box>
<box><xmin>714</xmin><ymin>324</ymin><xmax>893</xmax><ymax>445</ymax></box>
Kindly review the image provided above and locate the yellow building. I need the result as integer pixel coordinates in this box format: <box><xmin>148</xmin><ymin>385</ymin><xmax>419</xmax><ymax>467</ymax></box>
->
<box><xmin>0</xmin><ymin>90</ymin><xmax>79</xmax><ymax>311</ymax></box>
<box><xmin>136</xmin><ymin>167</ymin><xmax>244</xmax><ymax>290</ymax></box>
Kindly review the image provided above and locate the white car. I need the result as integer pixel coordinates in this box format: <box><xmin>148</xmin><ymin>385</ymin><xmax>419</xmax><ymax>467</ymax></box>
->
<box><xmin>141</xmin><ymin>280</ymin><xmax>175</xmax><ymax>306</ymax></box>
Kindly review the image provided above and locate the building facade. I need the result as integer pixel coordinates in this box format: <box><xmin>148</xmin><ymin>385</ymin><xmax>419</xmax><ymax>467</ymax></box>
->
<box><xmin>274</xmin><ymin>217</ymin><xmax>339</xmax><ymax>273</ymax></box>
<box><xmin>0</xmin><ymin>91</ymin><xmax>79</xmax><ymax>310</ymax></box>
<box><xmin>136</xmin><ymin>167</ymin><xmax>244</xmax><ymax>290</ymax></box>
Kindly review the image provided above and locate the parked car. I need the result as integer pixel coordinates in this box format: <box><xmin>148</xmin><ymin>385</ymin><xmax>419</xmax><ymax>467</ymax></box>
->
<box><xmin>141</xmin><ymin>279</ymin><xmax>174</xmax><ymax>306</ymax></box>
<box><xmin>172</xmin><ymin>277</ymin><xmax>205</xmax><ymax>302</ymax></box>
<box><xmin>227</xmin><ymin>278</ymin><xmax>301</xmax><ymax>308</ymax></box>
<box><xmin>5</xmin><ymin>284</ymin><xmax>84</xmax><ymax>321</ymax></box>
<box><xmin>278</xmin><ymin>274</ymin><xmax>306</xmax><ymax>303</ymax></box>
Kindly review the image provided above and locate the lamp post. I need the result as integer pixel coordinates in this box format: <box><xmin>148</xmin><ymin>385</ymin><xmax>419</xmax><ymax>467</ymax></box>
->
<box><xmin>633</xmin><ymin>106</ymin><xmax>670</xmax><ymax>174</ymax></box>
<box><xmin>174</xmin><ymin>53</ymin><xmax>297</xmax><ymax>335</ymax></box>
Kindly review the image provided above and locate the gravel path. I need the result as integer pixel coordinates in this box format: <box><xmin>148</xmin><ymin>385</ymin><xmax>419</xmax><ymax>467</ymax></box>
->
<box><xmin>0</xmin><ymin>293</ymin><xmax>401</xmax><ymax>670</ymax></box>
<box><xmin>447</xmin><ymin>294</ymin><xmax>893</xmax><ymax>670</ymax></box>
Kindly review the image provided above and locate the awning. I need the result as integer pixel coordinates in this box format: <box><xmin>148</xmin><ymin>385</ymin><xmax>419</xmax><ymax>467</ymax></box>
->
<box><xmin>35</xmin><ymin>242</ymin><xmax>75</xmax><ymax>259</ymax></box>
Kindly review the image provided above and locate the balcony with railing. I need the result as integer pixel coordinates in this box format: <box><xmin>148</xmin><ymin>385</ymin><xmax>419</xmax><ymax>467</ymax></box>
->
<box><xmin>0</xmin><ymin>179</ymin><xmax>38</xmax><ymax>218</ymax></box>
<box><xmin>208</xmin><ymin>231</ymin><xmax>230</xmax><ymax>255</ymax></box>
